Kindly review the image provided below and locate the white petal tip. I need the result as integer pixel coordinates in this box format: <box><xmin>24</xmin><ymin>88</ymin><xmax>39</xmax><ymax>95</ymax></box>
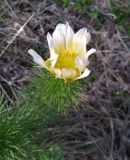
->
<box><xmin>47</xmin><ymin>32</ymin><xmax>52</xmax><ymax>39</ymax></box>
<box><xmin>87</xmin><ymin>48</ymin><xmax>96</xmax><ymax>57</ymax></box>
<box><xmin>28</xmin><ymin>49</ymin><xmax>36</xmax><ymax>56</ymax></box>
<box><xmin>53</xmin><ymin>69</ymin><xmax>61</xmax><ymax>78</ymax></box>
<box><xmin>28</xmin><ymin>49</ymin><xmax>45</xmax><ymax>68</ymax></box>
<box><xmin>62</xmin><ymin>69</ymin><xmax>76</xmax><ymax>81</ymax></box>
<box><xmin>76</xmin><ymin>68</ymin><xmax>91</xmax><ymax>80</ymax></box>
<box><xmin>66</xmin><ymin>21</ymin><xmax>69</xmax><ymax>25</ymax></box>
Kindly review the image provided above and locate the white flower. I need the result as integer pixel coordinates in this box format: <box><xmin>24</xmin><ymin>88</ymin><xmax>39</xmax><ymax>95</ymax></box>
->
<box><xmin>28</xmin><ymin>22</ymin><xmax>96</xmax><ymax>81</ymax></box>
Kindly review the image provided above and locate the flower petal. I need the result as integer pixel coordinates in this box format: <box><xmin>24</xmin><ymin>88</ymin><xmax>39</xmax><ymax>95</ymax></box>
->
<box><xmin>28</xmin><ymin>49</ymin><xmax>46</xmax><ymax>68</ymax></box>
<box><xmin>65</xmin><ymin>22</ymin><xmax>74</xmax><ymax>50</ymax></box>
<box><xmin>75</xmin><ymin>28</ymin><xmax>91</xmax><ymax>45</ymax></box>
<box><xmin>52</xmin><ymin>24</ymin><xmax>66</xmax><ymax>53</ymax></box>
<box><xmin>75</xmin><ymin>55</ymin><xmax>89</xmax><ymax>72</ymax></box>
<box><xmin>75</xmin><ymin>48</ymin><xmax>96</xmax><ymax>71</ymax></box>
<box><xmin>62</xmin><ymin>68</ymin><xmax>76</xmax><ymax>81</ymax></box>
<box><xmin>49</xmin><ymin>50</ymin><xmax>58</xmax><ymax>67</ymax></box>
<box><xmin>87</xmin><ymin>48</ymin><xmax>96</xmax><ymax>58</ymax></box>
<box><xmin>47</xmin><ymin>33</ymin><xmax>59</xmax><ymax>66</ymax></box>
<box><xmin>52</xmin><ymin>22</ymin><xmax>74</xmax><ymax>53</ymax></box>
<box><xmin>73</xmin><ymin>28</ymin><xmax>91</xmax><ymax>54</ymax></box>
<box><xmin>47</xmin><ymin>32</ymin><xmax>53</xmax><ymax>48</ymax></box>
<box><xmin>53</xmin><ymin>68</ymin><xmax>61</xmax><ymax>78</ymax></box>
<box><xmin>55</xmin><ymin>23</ymin><xmax>66</xmax><ymax>34</ymax></box>
<box><xmin>76</xmin><ymin>68</ymin><xmax>91</xmax><ymax>80</ymax></box>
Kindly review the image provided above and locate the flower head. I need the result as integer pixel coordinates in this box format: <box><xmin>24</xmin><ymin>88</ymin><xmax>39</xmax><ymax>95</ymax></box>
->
<box><xmin>28</xmin><ymin>22</ymin><xmax>96</xmax><ymax>81</ymax></box>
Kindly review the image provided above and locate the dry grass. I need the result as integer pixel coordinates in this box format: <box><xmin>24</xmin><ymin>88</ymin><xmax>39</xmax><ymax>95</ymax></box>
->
<box><xmin>0</xmin><ymin>0</ymin><xmax>130</xmax><ymax>159</ymax></box>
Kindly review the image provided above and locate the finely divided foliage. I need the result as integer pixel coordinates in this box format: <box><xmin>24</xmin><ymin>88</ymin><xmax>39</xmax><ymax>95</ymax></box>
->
<box><xmin>22</xmin><ymin>69</ymin><xmax>84</xmax><ymax>111</ymax></box>
<box><xmin>0</xmin><ymin>93</ymin><xmax>65</xmax><ymax>160</ymax></box>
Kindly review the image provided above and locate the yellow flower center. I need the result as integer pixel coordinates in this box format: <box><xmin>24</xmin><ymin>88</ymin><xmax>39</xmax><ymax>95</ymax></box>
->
<box><xmin>52</xmin><ymin>50</ymin><xmax>81</xmax><ymax>81</ymax></box>
<box><xmin>54</xmin><ymin>50</ymin><xmax>81</xmax><ymax>80</ymax></box>
<box><xmin>54</xmin><ymin>50</ymin><xmax>78</xmax><ymax>70</ymax></box>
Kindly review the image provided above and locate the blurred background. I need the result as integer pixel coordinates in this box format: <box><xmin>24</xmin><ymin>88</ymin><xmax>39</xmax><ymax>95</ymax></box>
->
<box><xmin>0</xmin><ymin>0</ymin><xmax>130</xmax><ymax>159</ymax></box>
